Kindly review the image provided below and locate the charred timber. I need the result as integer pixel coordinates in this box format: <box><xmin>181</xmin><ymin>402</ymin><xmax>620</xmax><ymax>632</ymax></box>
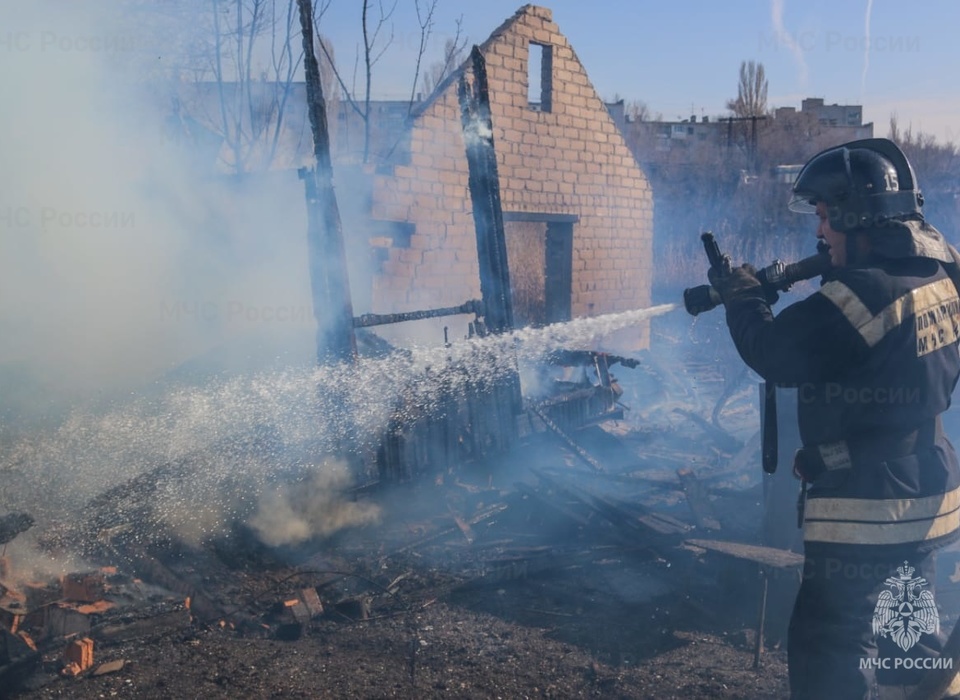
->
<box><xmin>457</xmin><ymin>46</ymin><xmax>514</xmax><ymax>337</ymax></box>
<box><xmin>296</xmin><ymin>0</ymin><xmax>357</xmax><ymax>365</ymax></box>
<box><xmin>353</xmin><ymin>300</ymin><xmax>484</xmax><ymax>328</ymax></box>
<box><xmin>457</xmin><ymin>46</ymin><xmax>522</xmax><ymax>430</ymax></box>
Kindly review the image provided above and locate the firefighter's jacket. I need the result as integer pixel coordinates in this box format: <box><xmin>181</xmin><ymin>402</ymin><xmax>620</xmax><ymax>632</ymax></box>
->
<box><xmin>723</xmin><ymin>223</ymin><xmax>960</xmax><ymax>550</ymax></box>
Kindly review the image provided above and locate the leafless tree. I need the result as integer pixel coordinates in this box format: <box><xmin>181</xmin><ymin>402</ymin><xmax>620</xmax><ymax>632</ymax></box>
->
<box><xmin>888</xmin><ymin>116</ymin><xmax>960</xmax><ymax>239</ymax></box>
<box><xmin>316</xmin><ymin>0</ymin><xmax>397</xmax><ymax>163</ymax></box>
<box><xmin>167</xmin><ymin>0</ymin><xmax>334</xmax><ymax>173</ymax></box>
<box><xmin>407</xmin><ymin>0</ymin><xmax>437</xmax><ymax>113</ymax></box>
<box><xmin>625</xmin><ymin>100</ymin><xmax>651</xmax><ymax>123</ymax></box>
<box><xmin>420</xmin><ymin>19</ymin><xmax>467</xmax><ymax>98</ymax></box>
<box><xmin>726</xmin><ymin>60</ymin><xmax>768</xmax><ymax>118</ymax></box>
<box><xmin>131</xmin><ymin>0</ymin><xmax>345</xmax><ymax>173</ymax></box>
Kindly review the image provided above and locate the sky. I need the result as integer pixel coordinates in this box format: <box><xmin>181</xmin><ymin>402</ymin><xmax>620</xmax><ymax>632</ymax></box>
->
<box><xmin>317</xmin><ymin>0</ymin><xmax>960</xmax><ymax>144</ymax></box>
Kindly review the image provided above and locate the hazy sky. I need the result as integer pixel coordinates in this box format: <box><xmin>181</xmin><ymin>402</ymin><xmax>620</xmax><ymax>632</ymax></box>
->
<box><xmin>318</xmin><ymin>0</ymin><xmax>959</xmax><ymax>143</ymax></box>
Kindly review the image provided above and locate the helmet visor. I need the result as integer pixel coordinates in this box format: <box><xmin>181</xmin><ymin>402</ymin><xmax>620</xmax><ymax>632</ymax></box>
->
<box><xmin>788</xmin><ymin>191</ymin><xmax>818</xmax><ymax>214</ymax></box>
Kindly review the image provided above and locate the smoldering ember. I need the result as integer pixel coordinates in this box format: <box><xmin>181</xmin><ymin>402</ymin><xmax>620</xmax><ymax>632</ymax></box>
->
<box><xmin>3</xmin><ymin>3</ymin><xmax>960</xmax><ymax>700</ymax></box>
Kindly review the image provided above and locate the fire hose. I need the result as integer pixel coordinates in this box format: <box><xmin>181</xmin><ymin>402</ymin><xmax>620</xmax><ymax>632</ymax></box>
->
<box><xmin>682</xmin><ymin>232</ymin><xmax>832</xmax><ymax>317</ymax></box>
<box><xmin>682</xmin><ymin>232</ymin><xmax>832</xmax><ymax>477</ymax></box>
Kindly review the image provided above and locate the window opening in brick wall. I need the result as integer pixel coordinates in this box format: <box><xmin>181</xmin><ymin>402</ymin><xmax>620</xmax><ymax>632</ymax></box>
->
<box><xmin>528</xmin><ymin>42</ymin><xmax>553</xmax><ymax>113</ymax></box>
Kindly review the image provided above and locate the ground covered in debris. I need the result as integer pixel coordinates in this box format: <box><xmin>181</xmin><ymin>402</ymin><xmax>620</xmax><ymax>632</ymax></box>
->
<box><xmin>11</xmin><ymin>468</ymin><xmax>790</xmax><ymax>699</ymax></box>
<box><xmin>6</xmin><ymin>319</ymin><xmax>794</xmax><ymax>699</ymax></box>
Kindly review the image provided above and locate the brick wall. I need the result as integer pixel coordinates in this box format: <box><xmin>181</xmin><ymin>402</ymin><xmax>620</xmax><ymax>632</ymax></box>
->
<box><xmin>370</xmin><ymin>4</ymin><xmax>654</xmax><ymax>350</ymax></box>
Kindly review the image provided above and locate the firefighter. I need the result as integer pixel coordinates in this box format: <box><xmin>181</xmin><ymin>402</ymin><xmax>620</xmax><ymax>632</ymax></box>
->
<box><xmin>709</xmin><ymin>138</ymin><xmax>960</xmax><ymax>699</ymax></box>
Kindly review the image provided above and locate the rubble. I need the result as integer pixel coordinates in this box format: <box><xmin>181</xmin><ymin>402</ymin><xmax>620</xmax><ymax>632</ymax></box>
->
<box><xmin>0</xmin><ymin>322</ymin><xmax>806</xmax><ymax>698</ymax></box>
<box><xmin>0</xmin><ymin>627</ymin><xmax>41</xmax><ymax>694</ymax></box>
<box><xmin>61</xmin><ymin>637</ymin><xmax>94</xmax><ymax>676</ymax></box>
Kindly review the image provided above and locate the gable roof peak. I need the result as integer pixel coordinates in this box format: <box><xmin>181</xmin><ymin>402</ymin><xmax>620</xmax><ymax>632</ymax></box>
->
<box><xmin>518</xmin><ymin>4</ymin><xmax>553</xmax><ymax>21</ymax></box>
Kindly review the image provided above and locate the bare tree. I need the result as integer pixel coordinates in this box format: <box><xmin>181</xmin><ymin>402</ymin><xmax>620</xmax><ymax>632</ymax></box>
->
<box><xmin>407</xmin><ymin>0</ymin><xmax>438</xmax><ymax>114</ymax></box>
<box><xmin>316</xmin><ymin>0</ymin><xmax>397</xmax><ymax>163</ymax></box>
<box><xmin>420</xmin><ymin>19</ymin><xmax>467</xmax><ymax>98</ymax></box>
<box><xmin>727</xmin><ymin>60</ymin><xmax>768</xmax><ymax>118</ymax></box>
<box><xmin>625</xmin><ymin>100</ymin><xmax>651</xmax><ymax>123</ymax></box>
<box><xmin>165</xmin><ymin>0</ymin><xmax>330</xmax><ymax>173</ymax></box>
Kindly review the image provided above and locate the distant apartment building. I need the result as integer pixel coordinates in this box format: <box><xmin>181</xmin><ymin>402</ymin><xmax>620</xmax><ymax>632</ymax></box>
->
<box><xmin>773</xmin><ymin>98</ymin><xmax>873</xmax><ymax>140</ymax></box>
<box><xmin>620</xmin><ymin>97</ymin><xmax>874</xmax><ymax>171</ymax></box>
<box><xmin>799</xmin><ymin>98</ymin><xmax>864</xmax><ymax>128</ymax></box>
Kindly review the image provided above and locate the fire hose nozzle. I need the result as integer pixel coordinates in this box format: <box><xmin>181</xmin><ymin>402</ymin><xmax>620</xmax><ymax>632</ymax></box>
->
<box><xmin>682</xmin><ymin>248</ymin><xmax>832</xmax><ymax>316</ymax></box>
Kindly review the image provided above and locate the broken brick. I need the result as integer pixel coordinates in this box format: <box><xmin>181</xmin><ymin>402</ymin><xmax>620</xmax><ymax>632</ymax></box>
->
<box><xmin>298</xmin><ymin>587</ymin><xmax>324</xmax><ymax>618</ymax></box>
<box><xmin>284</xmin><ymin>599</ymin><xmax>311</xmax><ymax>624</ymax></box>
<box><xmin>17</xmin><ymin>630</ymin><xmax>36</xmax><ymax>651</ymax></box>
<box><xmin>61</xmin><ymin>661</ymin><xmax>82</xmax><ymax>677</ymax></box>
<box><xmin>63</xmin><ymin>637</ymin><xmax>94</xmax><ymax>673</ymax></box>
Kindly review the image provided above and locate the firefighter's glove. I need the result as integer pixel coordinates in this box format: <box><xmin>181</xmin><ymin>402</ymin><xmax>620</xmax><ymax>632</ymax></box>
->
<box><xmin>707</xmin><ymin>263</ymin><xmax>771</xmax><ymax>306</ymax></box>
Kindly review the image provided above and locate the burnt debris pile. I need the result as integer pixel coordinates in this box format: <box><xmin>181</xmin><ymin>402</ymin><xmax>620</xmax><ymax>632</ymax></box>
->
<box><xmin>0</xmin><ymin>316</ymin><xmax>806</xmax><ymax>696</ymax></box>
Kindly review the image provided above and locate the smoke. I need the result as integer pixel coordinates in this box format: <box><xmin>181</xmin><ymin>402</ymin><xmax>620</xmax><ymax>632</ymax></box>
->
<box><xmin>0</xmin><ymin>3</ymin><xmax>325</xmax><ymax>413</ymax></box>
<box><xmin>860</xmin><ymin>0</ymin><xmax>874</xmax><ymax>101</ymax></box>
<box><xmin>250</xmin><ymin>460</ymin><xmax>382</xmax><ymax>547</ymax></box>
<box><xmin>770</xmin><ymin>0</ymin><xmax>808</xmax><ymax>87</ymax></box>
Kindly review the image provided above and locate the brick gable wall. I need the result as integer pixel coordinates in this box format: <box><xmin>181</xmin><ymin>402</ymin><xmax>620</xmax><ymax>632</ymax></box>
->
<box><xmin>370</xmin><ymin>5</ymin><xmax>653</xmax><ymax>351</ymax></box>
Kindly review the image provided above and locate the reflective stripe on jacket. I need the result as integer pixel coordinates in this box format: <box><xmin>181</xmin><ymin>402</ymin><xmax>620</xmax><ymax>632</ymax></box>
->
<box><xmin>724</xmin><ymin>253</ymin><xmax>960</xmax><ymax>547</ymax></box>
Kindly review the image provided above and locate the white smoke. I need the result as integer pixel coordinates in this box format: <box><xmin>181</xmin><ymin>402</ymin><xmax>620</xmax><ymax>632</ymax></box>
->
<box><xmin>250</xmin><ymin>460</ymin><xmax>382</xmax><ymax>547</ymax></box>
<box><xmin>860</xmin><ymin>0</ymin><xmax>874</xmax><ymax>101</ymax></box>
<box><xmin>0</xmin><ymin>3</ymin><xmax>320</xmax><ymax>409</ymax></box>
<box><xmin>770</xmin><ymin>0</ymin><xmax>809</xmax><ymax>87</ymax></box>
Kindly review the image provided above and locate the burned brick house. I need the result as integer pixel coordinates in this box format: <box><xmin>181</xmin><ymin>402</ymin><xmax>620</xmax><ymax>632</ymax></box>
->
<box><xmin>365</xmin><ymin>5</ymin><xmax>654</xmax><ymax>350</ymax></box>
<box><xmin>165</xmin><ymin>5</ymin><xmax>654</xmax><ymax>353</ymax></box>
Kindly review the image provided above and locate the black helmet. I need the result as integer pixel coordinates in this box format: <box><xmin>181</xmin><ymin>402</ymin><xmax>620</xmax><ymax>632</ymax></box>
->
<box><xmin>788</xmin><ymin>138</ymin><xmax>924</xmax><ymax>232</ymax></box>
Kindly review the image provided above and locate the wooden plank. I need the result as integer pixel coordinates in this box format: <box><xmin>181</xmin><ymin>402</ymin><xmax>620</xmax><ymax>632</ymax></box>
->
<box><xmin>685</xmin><ymin>539</ymin><xmax>803</xmax><ymax>569</ymax></box>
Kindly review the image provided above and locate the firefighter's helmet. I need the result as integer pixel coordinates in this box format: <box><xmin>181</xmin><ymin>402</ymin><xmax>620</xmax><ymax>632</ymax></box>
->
<box><xmin>788</xmin><ymin>138</ymin><xmax>924</xmax><ymax>232</ymax></box>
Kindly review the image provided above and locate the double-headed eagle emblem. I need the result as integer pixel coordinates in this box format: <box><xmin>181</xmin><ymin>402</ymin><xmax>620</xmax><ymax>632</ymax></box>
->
<box><xmin>872</xmin><ymin>561</ymin><xmax>940</xmax><ymax>652</ymax></box>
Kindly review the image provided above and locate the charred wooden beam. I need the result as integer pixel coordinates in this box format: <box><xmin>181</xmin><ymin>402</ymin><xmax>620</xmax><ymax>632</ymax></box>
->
<box><xmin>297</xmin><ymin>0</ymin><xmax>357</xmax><ymax>365</ymax></box>
<box><xmin>460</xmin><ymin>549</ymin><xmax>571</xmax><ymax>588</ymax></box>
<box><xmin>529</xmin><ymin>404</ymin><xmax>605</xmax><ymax>473</ymax></box>
<box><xmin>513</xmin><ymin>482</ymin><xmax>592</xmax><ymax>528</ymax></box>
<box><xmin>672</xmin><ymin>408</ymin><xmax>742</xmax><ymax>454</ymax></box>
<box><xmin>457</xmin><ymin>45</ymin><xmax>522</xmax><ymax>432</ymax></box>
<box><xmin>388</xmin><ymin>503</ymin><xmax>510</xmax><ymax>557</ymax></box>
<box><xmin>684</xmin><ymin>538</ymin><xmax>802</xmax><ymax>669</ymax></box>
<box><xmin>353</xmin><ymin>300</ymin><xmax>483</xmax><ymax>328</ymax></box>
<box><xmin>457</xmin><ymin>46</ymin><xmax>514</xmax><ymax>336</ymax></box>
